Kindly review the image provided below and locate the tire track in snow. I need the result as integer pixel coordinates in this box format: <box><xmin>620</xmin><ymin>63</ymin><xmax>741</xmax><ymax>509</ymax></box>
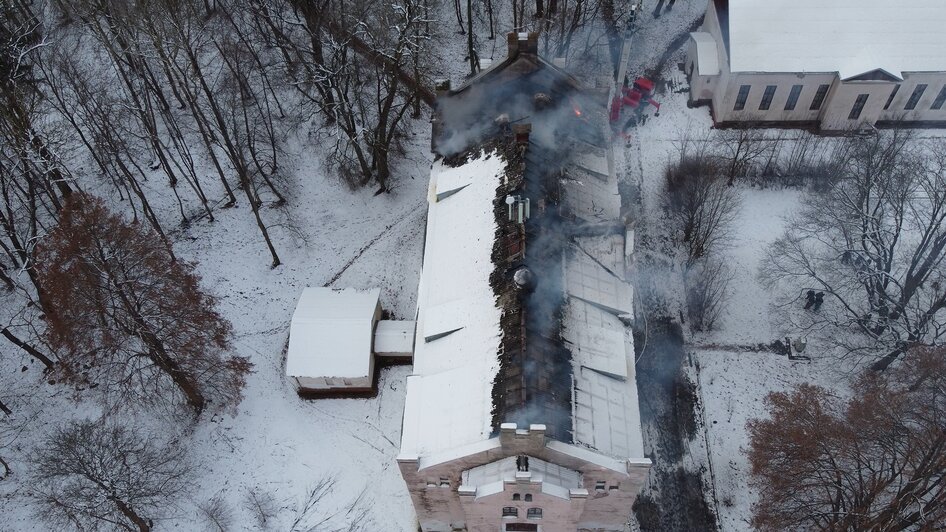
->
<box><xmin>322</xmin><ymin>200</ymin><xmax>426</xmax><ymax>287</ymax></box>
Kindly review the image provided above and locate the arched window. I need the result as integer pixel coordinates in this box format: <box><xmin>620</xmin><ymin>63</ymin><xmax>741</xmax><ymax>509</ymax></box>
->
<box><xmin>524</xmin><ymin>493</ymin><xmax>533</xmax><ymax>502</ymax></box>
<box><xmin>512</xmin><ymin>493</ymin><xmax>521</xmax><ymax>501</ymax></box>
<box><xmin>527</xmin><ymin>508</ymin><xmax>543</xmax><ymax>519</ymax></box>
<box><xmin>502</xmin><ymin>507</ymin><xmax>518</xmax><ymax>517</ymax></box>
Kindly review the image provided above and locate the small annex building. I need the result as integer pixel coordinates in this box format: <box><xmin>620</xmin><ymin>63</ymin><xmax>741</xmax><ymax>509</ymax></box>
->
<box><xmin>687</xmin><ymin>0</ymin><xmax>946</xmax><ymax>130</ymax></box>
<box><xmin>286</xmin><ymin>287</ymin><xmax>413</xmax><ymax>396</ymax></box>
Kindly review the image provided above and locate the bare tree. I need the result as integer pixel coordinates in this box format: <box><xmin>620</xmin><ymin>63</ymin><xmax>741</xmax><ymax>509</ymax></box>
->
<box><xmin>762</xmin><ymin>132</ymin><xmax>946</xmax><ymax>369</ymax></box>
<box><xmin>1</xmin><ymin>324</ymin><xmax>54</xmax><ymax>371</ymax></box>
<box><xmin>197</xmin><ymin>491</ymin><xmax>235</xmax><ymax>532</ymax></box>
<box><xmin>243</xmin><ymin>487</ymin><xmax>280</xmax><ymax>530</ymax></box>
<box><xmin>313</xmin><ymin>0</ymin><xmax>430</xmax><ymax>191</ymax></box>
<box><xmin>662</xmin><ymin>156</ymin><xmax>741</xmax><ymax>266</ymax></box>
<box><xmin>685</xmin><ymin>257</ymin><xmax>734</xmax><ymax>332</ymax></box>
<box><xmin>0</xmin><ymin>1</ymin><xmax>74</xmax><ymax>308</ymax></box>
<box><xmin>29</xmin><ymin>420</ymin><xmax>193</xmax><ymax>532</ymax></box>
<box><xmin>715</xmin><ymin>128</ymin><xmax>770</xmax><ymax>184</ymax></box>
<box><xmin>37</xmin><ymin>194</ymin><xmax>251</xmax><ymax>416</ymax></box>
<box><xmin>747</xmin><ymin>346</ymin><xmax>946</xmax><ymax>531</ymax></box>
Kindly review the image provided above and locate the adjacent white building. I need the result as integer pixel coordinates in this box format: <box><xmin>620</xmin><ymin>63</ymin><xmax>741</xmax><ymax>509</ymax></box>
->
<box><xmin>687</xmin><ymin>0</ymin><xmax>946</xmax><ymax>131</ymax></box>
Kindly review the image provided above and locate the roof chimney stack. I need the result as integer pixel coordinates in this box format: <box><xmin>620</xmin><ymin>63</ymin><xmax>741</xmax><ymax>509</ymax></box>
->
<box><xmin>512</xmin><ymin>123</ymin><xmax>532</xmax><ymax>146</ymax></box>
<box><xmin>507</xmin><ymin>32</ymin><xmax>539</xmax><ymax>57</ymax></box>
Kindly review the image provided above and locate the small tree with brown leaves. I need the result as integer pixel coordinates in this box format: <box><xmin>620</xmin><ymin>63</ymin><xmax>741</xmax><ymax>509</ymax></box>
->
<box><xmin>747</xmin><ymin>347</ymin><xmax>946</xmax><ymax>531</ymax></box>
<box><xmin>37</xmin><ymin>194</ymin><xmax>250</xmax><ymax>417</ymax></box>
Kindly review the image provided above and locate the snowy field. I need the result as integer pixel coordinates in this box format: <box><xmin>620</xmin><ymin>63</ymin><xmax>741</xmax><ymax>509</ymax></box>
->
<box><xmin>624</xmin><ymin>54</ymin><xmax>836</xmax><ymax>531</ymax></box>
<box><xmin>691</xmin><ymin>190</ymin><xmax>840</xmax><ymax>532</ymax></box>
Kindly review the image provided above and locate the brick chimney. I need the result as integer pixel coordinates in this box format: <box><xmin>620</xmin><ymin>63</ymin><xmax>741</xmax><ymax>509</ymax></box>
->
<box><xmin>507</xmin><ymin>32</ymin><xmax>539</xmax><ymax>58</ymax></box>
<box><xmin>512</xmin><ymin>123</ymin><xmax>532</xmax><ymax>146</ymax></box>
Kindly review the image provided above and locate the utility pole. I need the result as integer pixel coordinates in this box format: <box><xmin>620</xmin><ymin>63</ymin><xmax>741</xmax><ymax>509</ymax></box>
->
<box><xmin>615</xmin><ymin>1</ymin><xmax>641</xmax><ymax>88</ymax></box>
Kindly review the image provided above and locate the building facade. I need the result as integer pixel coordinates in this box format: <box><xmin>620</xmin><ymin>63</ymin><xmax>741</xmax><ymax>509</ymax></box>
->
<box><xmin>398</xmin><ymin>33</ymin><xmax>650</xmax><ymax>532</ymax></box>
<box><xmin>687</xmin><ymin>0</ymin><xmax>946</xmax><ymax>131</ymax></box>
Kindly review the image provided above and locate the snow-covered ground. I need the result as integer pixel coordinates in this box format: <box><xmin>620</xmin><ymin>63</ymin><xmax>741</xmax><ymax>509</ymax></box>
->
<box><xmin>691</xmin><ymin>189</ymin><xmax>839</xmax><ymax>532</ymax></box>
<box><xmin>620</xmin><ymin>34</ymin><xmax>841</xmax><ymax>532</ymax></box>
<box><xmin>0</xmin><ymin>125</ymin><xmax>430</xmax><ymax>530</ymax></box>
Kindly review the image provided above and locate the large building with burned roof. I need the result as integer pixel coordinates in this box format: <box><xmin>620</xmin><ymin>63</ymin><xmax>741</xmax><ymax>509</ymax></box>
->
<box><xmin>396</xmin><ymin>33</ymin><xmax>649</xmax><ymax>532</ymax></box>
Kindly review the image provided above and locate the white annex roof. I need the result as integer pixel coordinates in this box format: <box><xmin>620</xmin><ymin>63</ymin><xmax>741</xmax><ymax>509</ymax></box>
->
<box><xmin>286</xmin><ymin>287</ymin><xmax>379</xmax><ymax>379</ymax></box>
<box><xmin>689</xmin><ymin>32</ymin><xmax>719</xmax><ymax>76</ymax></box>
<box><xmin>373</xmin><ymin>320</ymin><xmax>415</xmax><ymax>355</ymax></box>
<box><xmin>728</xmin><ymin>0</ymin><xmax>946</xmax><ymax>79</ymax></box>
<box><xmin>400</xmin><ymin>150</ymin><xmax>504</xmax><ymax>458</ymax></box>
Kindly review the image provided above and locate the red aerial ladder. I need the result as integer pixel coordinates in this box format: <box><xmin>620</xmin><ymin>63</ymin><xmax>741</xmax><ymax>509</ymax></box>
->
<box><xmin>609</xmin><ymin>2</ymin><xmax>660</xmax><ymax>136</ymax></box>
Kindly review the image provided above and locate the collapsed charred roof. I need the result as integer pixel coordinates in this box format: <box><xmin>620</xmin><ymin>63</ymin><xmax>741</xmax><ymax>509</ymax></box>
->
<box><xmin>399</xmin><ymin>31</ymin><xmax>642</xmax><ymax>464</ymax></box>
<box><xmin>433</xmin><ymin>33</ymin><xmax>605</xmax><ymax>157</ymax></box>
<box><xmin>434</xmin><ymin>35</ymin><xmax>610</xmax><ymax>445</ymax></box>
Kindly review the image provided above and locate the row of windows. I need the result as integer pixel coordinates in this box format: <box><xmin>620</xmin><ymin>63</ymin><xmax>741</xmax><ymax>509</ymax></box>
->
<box><xmin>735</xmin><ymin>84</ymin><xmax>830</xmax><ymax>112</ymax></box>
<box><xmin>502</xmin><ymin>507</ymin><xmax>542</xmax><ymax>519</ymax></box>
<box><xmin>899</xmin><ymin>84</ymin><xmax>946</xmax><ymax>111</ymax></box>
<box><xmin>595</xmin><ymin>480</ymin><xmax>619</xmax><ymax>491</ymax></box>
<box><xmin>512</xmin><ymin>493</ymin><xmax>533</xmax><ymax>501</ymax></box>
<box><xmin>733</xmin><ymin>83</ymin><xmax>946</xmax><ymax>115</ymax></box>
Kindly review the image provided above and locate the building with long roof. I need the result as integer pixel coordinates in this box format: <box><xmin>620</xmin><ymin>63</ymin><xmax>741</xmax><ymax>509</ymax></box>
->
<box><xmin>686</xmin><ymin>0</ymin><xmax>946</xmax><ymax>130</ymax></box>
<box><xmin>397</xmin><ymin>33</ymin><xmax>649</xmax><ymax>532</ymax></box>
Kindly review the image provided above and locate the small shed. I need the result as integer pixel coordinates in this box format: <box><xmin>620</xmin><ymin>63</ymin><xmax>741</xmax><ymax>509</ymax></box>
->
<box><xmin>286</xmin><ymin>287</ymin><xmax>382</xmax><ymax>395</ymax></box>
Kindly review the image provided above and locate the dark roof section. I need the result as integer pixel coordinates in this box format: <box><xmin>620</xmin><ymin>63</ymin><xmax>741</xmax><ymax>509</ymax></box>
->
<box><xmin>714</xmin><ymin>0</ymin><xmax>731</xmax><ymax>60</ymax></box>
<box><xmin>434</xmin><ymin>33</ymin><xmax>606</xmax><ymax>444</ymax></box>
<box><xmin>489</xmin><ymin>130</ymin><xmax>574</xmax><ymax>443</ymax></box>
<box><xmin>433</xmin><ymin>33</ymin><xmax>601</xmax><ymax>157</ymax></box>
<box><xmin>451</xmin><ymin>33</ymin><xmax>584</xmax><ymax>95</ymax></box>
<box><xmin>843</xmin><ymin>68</ymin><xmax>903</xmax><ymax>82</ymax></box>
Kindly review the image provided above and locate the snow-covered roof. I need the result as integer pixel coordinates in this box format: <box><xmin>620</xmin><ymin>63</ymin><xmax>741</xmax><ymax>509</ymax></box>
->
<box><xmin>565</xmin><ymin>247</ymin><xmax>634</xmax><ymax>317</ymax></box>
<box><xmin>286</xmin><ymin>287</ymin><xmax>379</xmax><ymax>379</ymax></box>
<box><xmin>399</xmin><ymin>150</ymin><xmax>504</xmax><ymax>457</ymax></box>
<box><xmin>564</xmin><ymin>235</ymin><xmax>643</xmax><ymax>459</ymax></box>
<box><xmin>727</xmin><ymin>0</ymin><xmax>946</xmax><ymax>79</ymax></box>
<box><xmin>690</xmin><ymin>32</ymin><xmax>720</xmax><ymax>76</ymax></box>
<box><xmin>373</xmin><ymin>320</ymin><xmax>415</xmax><ymax>355</ymax></box>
